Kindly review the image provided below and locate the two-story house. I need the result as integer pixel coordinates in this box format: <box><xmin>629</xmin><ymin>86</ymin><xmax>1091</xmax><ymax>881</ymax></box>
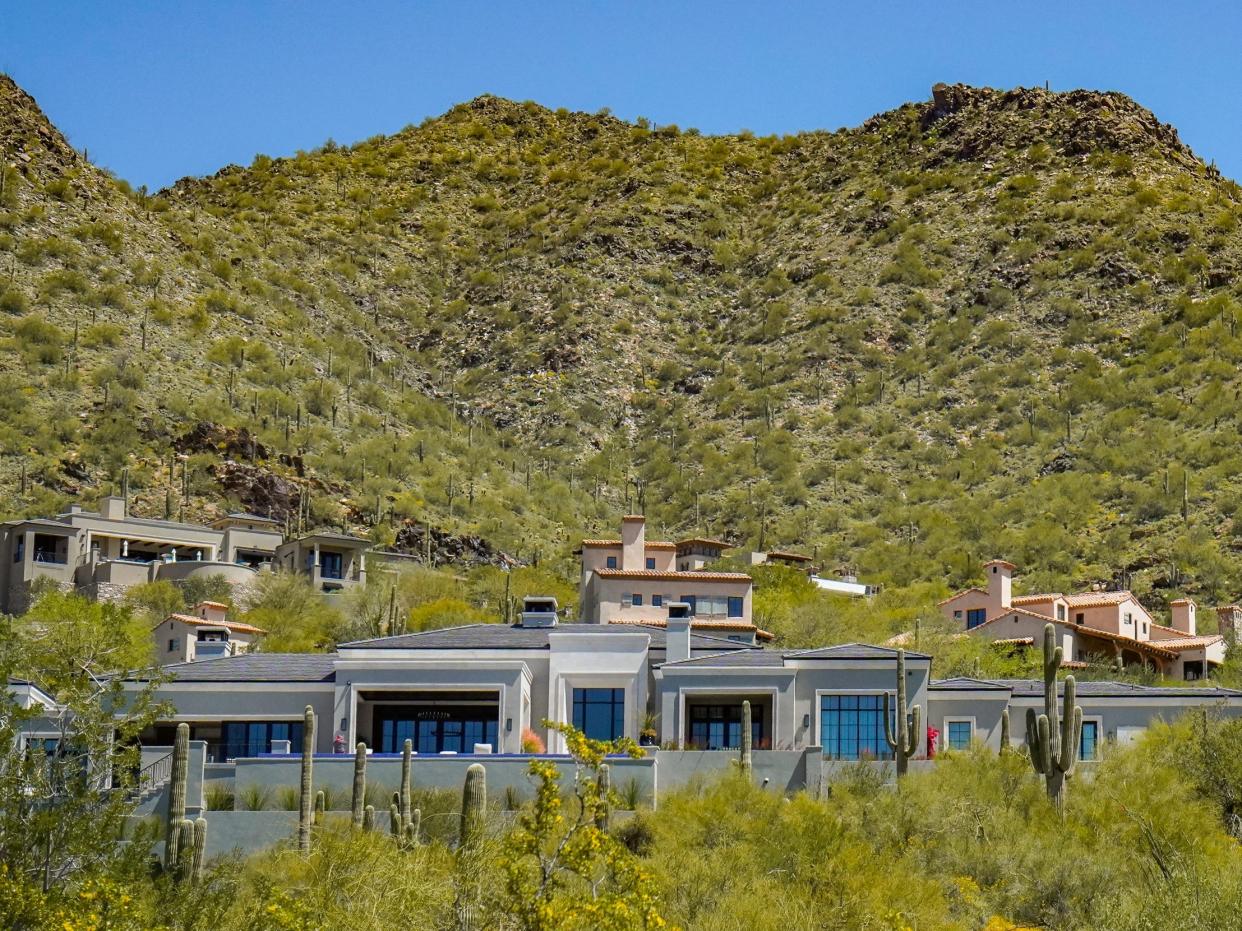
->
<box><xmin>941</xmin><ymin>559</ymin><xmax>1230</xmax><ymax>680</ymax></box>
<box><xmin>577</xmin><ymin>516</ymin><xmax>768</xmax><ymax>643</ymax></box>
<box><xmin>153</xmin><ymin>600</ymin><xmax>266</xmax><ymax>665</ymax></box>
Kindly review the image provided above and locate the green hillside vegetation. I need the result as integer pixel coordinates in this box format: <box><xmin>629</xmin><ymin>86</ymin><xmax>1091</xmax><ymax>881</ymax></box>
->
<box><xmin>5</xmin><ymin>75</ymin><xmax>1242</xmax><ymax>628</ymax></box>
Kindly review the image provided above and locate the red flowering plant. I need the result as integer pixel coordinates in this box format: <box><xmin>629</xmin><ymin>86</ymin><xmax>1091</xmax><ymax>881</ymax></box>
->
<box><xmin>926</xmin><ymin>726</ymin><xmax>940</xmax><ymax>760</ymax></box>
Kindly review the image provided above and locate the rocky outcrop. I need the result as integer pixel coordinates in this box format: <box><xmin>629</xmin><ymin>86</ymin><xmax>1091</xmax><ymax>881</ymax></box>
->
<box><xmin>176</xmin><ymin>422</ymin><xmax>269</xmax><ymax>461</ymax></box>
<box><xmin>390</xmin><ymin>521</ymin><xmax>518</xmax><ymax>569</ymax></box>
<box><xmin>210</xmin><ymin>460</ymin><xmax>300</xmax><ymax>523</ymax></box>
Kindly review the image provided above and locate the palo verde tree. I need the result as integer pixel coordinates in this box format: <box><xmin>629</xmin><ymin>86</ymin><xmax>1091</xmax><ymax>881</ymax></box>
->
<box><xmin>499</xmin><ymin>721</ymin><xmax>667</xmax><ymax>930</ymax></box>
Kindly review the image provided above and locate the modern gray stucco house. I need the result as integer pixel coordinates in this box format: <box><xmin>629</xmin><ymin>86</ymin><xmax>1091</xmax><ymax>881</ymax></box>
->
<box><xmin>119</xmin><ymin>599</ymin><xmax>1242</xmax><ymax>765</ymax></box>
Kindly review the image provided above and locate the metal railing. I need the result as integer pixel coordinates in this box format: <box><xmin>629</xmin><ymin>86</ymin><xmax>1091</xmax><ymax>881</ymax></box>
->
<box><xmin>132</xmin><ymin>750</ymin><xmax>174</xmax><ymax>797</ymax></box>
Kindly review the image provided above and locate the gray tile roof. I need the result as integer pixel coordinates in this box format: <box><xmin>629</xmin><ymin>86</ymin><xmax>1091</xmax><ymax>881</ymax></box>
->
<box><xmin>339</xmin><ymin>622</ymin><xmax>755</xmax><ymax>653</ymax></box>
<box><xmin>996</xmin><ymin>679</ymin><xmax>1242</xmax><ymax>699</ymax></box>
<box><xmin>786</xmin><ymin>643</ymin><xmax>931</xmax><ymax>660</ymax></box>
<box><xmin>658</xmin><ymin>650</ymin><xmax>789</xmax><ymax>669</ymax></box>
<box><xmin>154</xmin><ymin>653</ymin><xmax>338</xmax><ymax>683</ymax></box>
<box><xmin>930</xmin><ymin>677</ymin><xmax>1012</xmax><ymax>691</ymax></box>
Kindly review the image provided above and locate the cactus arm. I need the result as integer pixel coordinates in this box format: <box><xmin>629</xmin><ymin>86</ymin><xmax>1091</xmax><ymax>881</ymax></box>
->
<box><xmin>192</xmin><ymin>817</ymin><xmax>207</xmax><ymax>883</ymax></box>
<box><xmin>1025</xmin><ymin>707</ymin><xmax>1041</xmax><ymax>772</ymax></box>
<box><xmin>389</xmin><ymin>802</ymin><xmax>401</xmax><ymax>837</ymax></box>
<box><xmin>882</xmin><ymin>691</ymin><xmax>898</xmax><ymax>752</ymax></box>
<box><xmin>400</xmin><ymin>739</ymin><xmax>412</xmax><ymax>828</ymax></box>
<box><xmin>906</xmin><ymin>703</ymin><xmax>922</xmax><ymax>757</ymax></box>
<box><xmin>1000</xmin><ymin>707</ymin><xmax>1010</xmax><ymax>754</ymax></box>
<box><xmin>176</xmin><ymin>819</ymin><xmax>195</xmax><ymax>883</ymax></box>
<box><xmin>740</xmin><ymin>701</ymin><xmax>753</xmax><ymax>775</ymax></box>
<box><xmin>363</xmin><ymin>805</ymin><xmax>375</xmax><ymax>831</ymax></box>
<box><xmin>410</xmin><ymin>808</ymin><xmax>421</xmax><ymax>844</ymax></box>
<box><xmin>1035</xmin><ymin>714</ymin><xmax>1052</xmax><ymax>774</ymax></box>
<box><xmin>459</xmin><ymin>763</ymin><xmax>487</xmax><ymax>851</ymax></box>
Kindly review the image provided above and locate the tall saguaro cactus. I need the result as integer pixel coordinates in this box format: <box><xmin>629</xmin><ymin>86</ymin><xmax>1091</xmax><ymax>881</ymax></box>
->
<box><xmin>595</xmin><ymin>763</ymin><xmax>612</xmax><ymax>831</ymax></box>
<box><xmin>740</xmin><ymin>700</ymin><xmax>753</xmax><ymax>777</ymax></box>
<box><xmin>298</xmin><ymin>705</ymin><xmax>316</xmax><ymax>854</ymax></box>
<box><xmin>459</xmin><ymin>763</ymin><xmax>487</xmax><ymax>851</ymax></box>
<box><xmin>1027</xmin><ymin>623</ymin><xmax>1083</xmax><ymax>814</ymax></box>
<box><xmin>191</xmin><ymin>817</ymin><xmax>208</xmax><ymax>883</ymax></box>
<box><xmin>1000</xmin><ymin>707</ymin><xmax>1011</xmax><ymax>755</ymax></box>
<box><xmin>883</xmin><ymin>648</ymin><xmax>922</xmax><ymax>777</ymax></box>
<box><xmin>351</xmin><ymin>742</ymin><xmax>367</xmax><ymax>828</ymax></box>
<box><xmin>164</xmin><ymin>723</ymin><xmax>190</xmax><ymax>870</ymax></box>
<box><xmin>400</xmin><ymin>738</ymin><xmax>413</xmax><ymax>828</ymax></box>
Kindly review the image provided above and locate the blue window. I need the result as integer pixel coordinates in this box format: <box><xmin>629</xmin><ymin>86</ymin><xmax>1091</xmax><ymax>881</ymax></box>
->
<box><xmin>966</xmin><ymin>609</ymin><xmax>987</xmax><ymax>629</ymax></box>
<box><xmin>320</xmin><ymin>551</ymin><xmax>343</xmax><ymax>579</ymax></box>
<box><xmin>689</xmin><ymin>704</ymin><xmax>763</xmax><ymax>750</ymax></box>
<box><xmin>572</xmin><ymin>688</ymin><xmax>625</xmax><ymax>741</ymax></box>
<box><xmin>946</xmin><ymin>721</ymin><xmax>972</xmax><ymax>750</ymax></box>
<box><xmin>680</xmin><ymin>595</ymin><xmax>697</xmax><ymax>615</ymax></box>
<box><xmin>727</xmin><ymin>596</ymin><xmax>744</xmax><ymax>618</ymax></box>
<box><xmin>631</xmin><ymin>594</ymin><xmax>643</xmax><ymax>607</ymax></box>
<box><xmin>1080</xmin><ymin>720</ymin><xmax>1098</xmax><ymax>760</ymax></box>
<box><xmin>646</xmin><ymin>557</ymin><xmax>656</xmax><ymax>570</ymax></box>
<box><xmin>606</xmin><ymin>556</ymin><xmax>617</xmax><ymax>569</ymax></box>
<box><xmin>222</xmin><ymin>721</ymin><xmax>304</xmax><ymax>760</ymax></box>
<box><xmin>652</xmin><ymin>594</ymin><xmax>663</xmax><ymax>608</ymax></box>
<box><xmin>820</xmin><ymin>695</ymin><xmax>890</xmax><ymax>761</ymax></box>
<box><xmin>378</xmin><ymin>714</ymin><xmax>497</xmax><ymax>754</ymax></box>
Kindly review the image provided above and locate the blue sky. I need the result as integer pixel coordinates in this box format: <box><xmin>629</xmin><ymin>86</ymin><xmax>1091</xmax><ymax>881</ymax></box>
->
<box><xmin>4</xmin><ymin>1</ymin><xmax>1242</xmax><ymax>189</ymax></box>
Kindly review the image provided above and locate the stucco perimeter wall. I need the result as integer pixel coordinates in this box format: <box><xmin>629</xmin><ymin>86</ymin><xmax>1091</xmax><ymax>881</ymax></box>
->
<box><xmin>653</xmin><ymin>749</ymin><xmax>808</xmax><ymax>794</ymax></box>
<box><xmin>232</xmin><ymin>754</ymin><xmax>657</xmax><ymax>809</ymax></box>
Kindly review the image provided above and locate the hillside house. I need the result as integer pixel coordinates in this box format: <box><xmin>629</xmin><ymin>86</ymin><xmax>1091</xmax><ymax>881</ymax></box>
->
<box><xmin>577</xmin><ymin>516</ymin><xmax>768</xmax><ymax>643</ymax></box>
<box><xmin>153</xmin><ymin>600</ymin><xmax>266</xmax><ymax>664</ymax></box>
<box><xmin>941</xmin><ymin>560</ymin><xmax>1229</xmax><ymax>680</ymax></box>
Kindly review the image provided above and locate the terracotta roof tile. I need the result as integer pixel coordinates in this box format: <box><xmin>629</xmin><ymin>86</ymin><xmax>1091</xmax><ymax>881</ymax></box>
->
<box><xmin>607</xmin><ymin>617</ymin><xmax>774</xmax><ymax>641</ymax></box>
<box><xmin>936</xmin><ymin>587</ymin><xmax>987</xmax><ymax>607</ymax></box>
<box><xmin>580</xmin><ymin>539</ymin><xmax>676</xmax><ymax>550</ymax></box>
<box><xmin>594</xmin><ymin>568</ymin><xmax>751</xmax><ymax>582</ymax></box>
<box><xmin>162</xmin><ymin>614</ymin><xmax>267</xmax><ymax>635</ymax></box>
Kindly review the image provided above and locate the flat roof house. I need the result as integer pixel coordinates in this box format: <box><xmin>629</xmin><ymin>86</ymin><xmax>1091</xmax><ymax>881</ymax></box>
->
<box><xmin>118</xmin><ymin>597</ymin><xmax>1242</xmax><ymax>769</ymax></box>
<box><xmin>577</xmin><ymin>516</ymin><xmax>768</xmax><ymax>643</ymax></box>
<box><xmin>0</xmin><ymin>497</ymin><xmax>285</xmax><ymax>614</ymax></box>
<box><xmin>941</xmin><ymin>560</ymin><xmax>1230</xmax><ymax>680</ymax></box>
<box><xmin>274</xmin><ymin>531</ymin><xmax>370</xmax><ymax>593</ymax></box>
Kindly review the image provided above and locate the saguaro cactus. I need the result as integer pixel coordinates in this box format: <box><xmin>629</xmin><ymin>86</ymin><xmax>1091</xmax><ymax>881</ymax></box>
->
<box><xmin>1027</xmin><ymin>623</ymin><xmax>1083</xmax><ymax>814</ymax></box>
<box><xmin>400</xmin><ymin>738</ymin><xmax>413</xmax><ymax>828</ymax></box>
<box><xmin>740</xmin><ymin>700</ymin><xmax>753</xmax><ymax>776</ymax></box>
<box><xmin>1000</xmin><ymin>707</ymin><xmax>1011</xmax><ymax>755</ymax></box>
<box><xmin>192</xmin><ymin>817</ymin><xmax>208</xmax><ymax>883</ymax></box>
<box><xmin>176</xmin><ymin>819</ymin><xmax>195</xmax><ymax>883</ymax></box>
<box><xmin>298</xmin><ymin>705</ymin><xmax>316</xmax><ymax>854</ymax></box>
<box><xmin>314</xmin><ymin>790</ymin><xmax>325</xmax><ymax>825</ymax></box>
<box><xmin>389</xmin><ymin>801</ymin><xmax>402</xmax><ymax>838</ymax></box>
<box><xmin>351</xmin><ymin>742</ymin><xmax>367</xmax><ymax>828</ymax></box>
<box><xmin>883</xmin><ymin>648</ymin><xmax>922</xmax><ymax>777</ymax></box>
<box><xmin>459</xmin><ymin>763</ymin><xmax>487</xmax><ymax>851</ymax></box>
<box><xmin>595</xmin><ymin>763</ymin><xmax>611</xmax><ymax>831</ymax></box>
<box><xmin>164</xmin><ymin>722</ymin><xmax>190</xmax><ymax>870</ymax></box>
<box><xmin>363</xmin><ymin>805</ymin><xmax>375</xmax><ymax>831</ymax></box>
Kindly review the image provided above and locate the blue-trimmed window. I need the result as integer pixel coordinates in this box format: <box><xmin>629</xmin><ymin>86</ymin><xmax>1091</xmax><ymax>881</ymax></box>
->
<box><xmin>646</xmin><ymin>557</ymin><xmax>656</xmax><ymax>570</ymax></box>
<box><xmin>606</xmin><ymin>556</ymin><xmax>617</xmax><ymax>569</ymax></box>
<box><xmin>1080</xmin><ymin>720</ymin><xmax>1099</xmax><ymax>760</ymax></box>
<box><xmin>946</xmin><ymin>721</ymin><xmax>972</xmax><ymax>750</ymax></box>
<box><xmin>966</xmin><ymin>609</ymin><xmax>987</xmax><ymax>629</ymax></box>
<box><xmin>652</xmin><ymin>594</ymin><xmax>663</xmax><ymax>608</ymax></box>
<box><xmin>572</xmin><ymin>688</ymin><xmax>625</xmax><ymax>741</ymax></box>
<box><xmin>727</xmin><ymin>596</ymin><xmax>744</xmax><ymax>618</ymax></box>
<box><xmin>820</xmin><ymin>695</ymin><xmax>890</xmax><ymax>761</ymax></box>
<box><xmin>222</xmin><ymin>721</ymin><xmax>304</xmax><ymax>759</ymax></box>
<box><xmin>631</xmin><ymin>594</ymin><xmax>643</xmax><ymax>607</ymax></box>
<box><xmin>680</xmin><ymin>595</ymin><xmax>697</xmax><ymax>615</ymax></box>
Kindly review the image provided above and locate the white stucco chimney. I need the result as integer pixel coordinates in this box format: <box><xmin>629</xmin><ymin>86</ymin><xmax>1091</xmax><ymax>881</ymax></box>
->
<box><xmin>621</xmin><ymin>515</ymin><xmax>646</xmax><ymax>571</ymax></box>
<box><xmin>984</xmin><ymin>559</ymin><xmax>1014</xmax><ymax>610</ymax></box>
<box><xmin>1170</xmin><ymin>598</ymin><xmax>1196</xmax><ymax>636</ymax></box>
<box><xmin>665</xmin><ymin>602</ymin><xmax>692</xmax><ymax>664</ymax></box>
<box><xmin>197</xmin><ymin>601</ymin><xmax>228</xmax><ymax>624</ymax></box>
<box><xmin>100</xmin><ymin>495</ymin><xmax>126</xmax><ymax>520</ymax></box>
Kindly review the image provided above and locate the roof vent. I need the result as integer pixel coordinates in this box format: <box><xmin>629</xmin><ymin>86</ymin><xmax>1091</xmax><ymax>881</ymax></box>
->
<box><xmin>520</xmin><ymin>595</ymin><xmax>559</xmax><ymax>628</ymax></box>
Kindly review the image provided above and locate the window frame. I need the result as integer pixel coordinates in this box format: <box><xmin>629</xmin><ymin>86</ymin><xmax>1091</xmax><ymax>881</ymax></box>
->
<box><xmin>727</xmin><ymin>596</ymin><xmax>744</xmax><ymax>618</ymax></box>
<box><xmin>943</xmin><ymin>717</ymin><xmax>975</xmax><ymax>751</ymax></box>
<box><xmin>571</xmin><ymin>687</ymin><xmax>626</xmax><ymax>742</ymax></box>
<box><xmin>605</xmin><ymin>556</ymin><xmax>617</xmax><ymax>569</ymax></box>
<box><xmin>1079</xmin><ymin>716</ymin><xmax>1103</xmax><ymax>761</ymax></box>
<box><xmin>965</xmin><ymin>608</ymin><xmax>987</xmax><ymax>629</ymax></box>
<box><xmin>645</xmin><ymin>557</ymin><xmax>656</xmax><ymax>570</ymax></box>
<box><xmin>817</xmin><ymin>691</ymin><xmax>892</xmax><ymax>762</ymax></box>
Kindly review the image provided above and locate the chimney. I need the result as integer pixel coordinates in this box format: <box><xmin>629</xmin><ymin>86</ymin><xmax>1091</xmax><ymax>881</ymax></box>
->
<box><xmin>197</xmin><ymin>601</ymin><xmax>228</xmax><ymax>624</ymax></box>
<box><xmin>621</xmin><ymin>515</ymin><xmax>646</xmax><ymax>571</ymax></box>
<box><xmin>1170</xmin><ymin>599</ymin><xmax>1196</xmax><ymax>636</ymax></box>
<box><xmin>100</xmin><ymin>495</ymin><xmax>126</xmax><ymax>520</ymax></box>
<box><xmin>665</xmin><ymin>602</ymin><xmax>692</xmax><ymax>664</ymax></box>
<box><xmin>984</xmin><ymin>559</ymin><xmax>1014</xmax><ymax>610</ymax></box>
<box><xmin>1216</xmin><ymin>605</ymin><xmax>1242</xmax><ymax>646</ymax></box>
<box><xmin>519</xmin><ymin>595</ymin><xmax>559</xmax><ymax>628</ymax></box>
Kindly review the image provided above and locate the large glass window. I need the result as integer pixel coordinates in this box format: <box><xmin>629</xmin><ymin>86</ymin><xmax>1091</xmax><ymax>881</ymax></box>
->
<box><xmin>320</xmin><ymin>551</ymin><xmax>343</xmax><ymax>579</ymax></box>
<box><xmin>689</xmin><ymin>704</ymin><xmax>763</xmax><ymax>750</ymax></box>
<box><xmin>820</xmin><ymin>695</ymin><xmax>890</xmax><ymax>761</ymax></box>
<box><xmin>572</xmin><ymin>688</ymin><xmax>625</xmax><ymax>741</ymax></box>
<box><xmin>222</xmin><ymin>721</ymin><xmax>304</xmax><ymax>760</ymax></box>
<box><xmin>378</xmin><ymin>713</ymin><xmax>497</xmax><ymax>754</ymax></box>
<box><xmin>946</xmin><ymin>721</ymin><xmax>972</xmax><ymax>750</ymax></box>
<box><xmin>966</xmin><ymin>608</ymin><xmax>987</xmax><ymax>629</ymax></box>
<box><xmin>1080</xmin><ymin>720</ymin><xmax>1099</xmax><ymax>760</ymax></box>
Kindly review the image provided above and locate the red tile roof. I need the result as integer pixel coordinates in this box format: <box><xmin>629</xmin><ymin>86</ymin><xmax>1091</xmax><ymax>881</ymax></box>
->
<box><xmin>936</xmin><ymin>587</ymin><xmax>987</xmax><ymax>607</ymax></box>
<box><xmin>161</xmin><ymin>614</ymin><xmax>267</xmax><ymax>635</ymax></box>
<box><xmin>595</xmin><ymin>568</ymin><xmax>751</xmax><ymax>582</ymax></box>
